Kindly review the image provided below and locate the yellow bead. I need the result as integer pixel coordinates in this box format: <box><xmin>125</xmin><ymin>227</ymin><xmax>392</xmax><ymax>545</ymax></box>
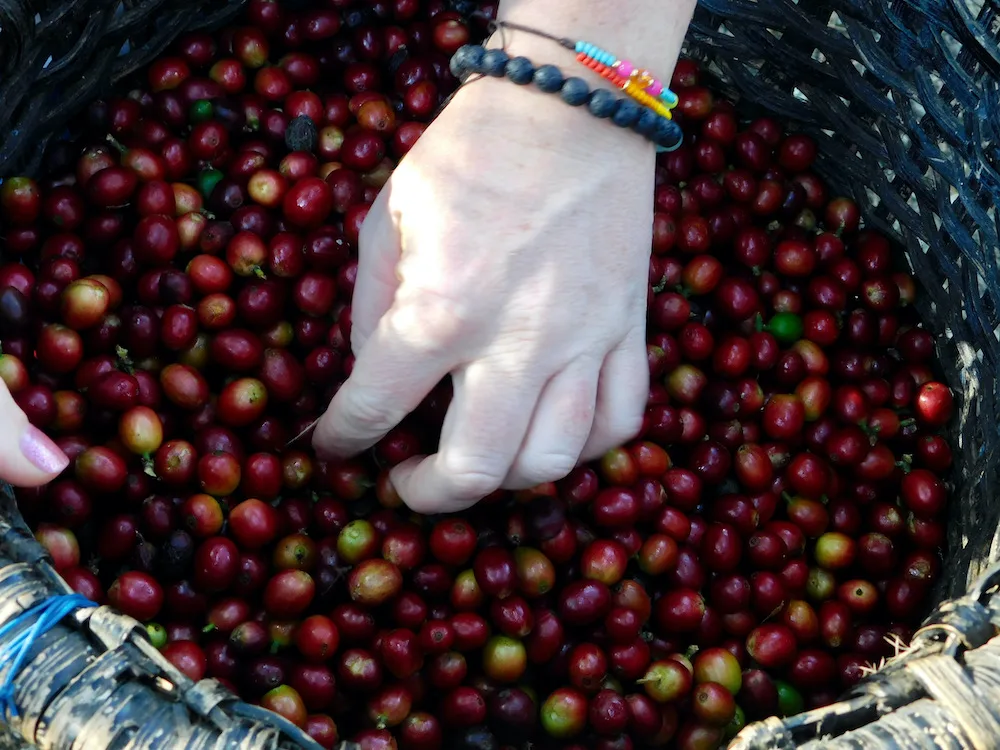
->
<box><xmin>640</xmin><ymin>93</ymin><xmax>670</xmax><ymax>119</ymax></box>
<box><xmin>620</xmin><ymin>79</ymin><xmax>673</xmax><ymax>119</ymax></box>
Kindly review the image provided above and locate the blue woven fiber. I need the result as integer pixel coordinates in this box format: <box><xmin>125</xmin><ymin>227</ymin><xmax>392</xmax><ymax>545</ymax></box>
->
<box><xmin>0</xmin><ymin>593</ymin><xmax>95</xmax><ymax>718</ymax></box>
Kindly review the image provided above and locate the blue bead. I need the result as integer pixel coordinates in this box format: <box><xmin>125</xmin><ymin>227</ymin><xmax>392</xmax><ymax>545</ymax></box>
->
<box><xmin>575</xmin><ymin>41</ymin><xmax>585</xmax><ymax>53</ymax></box>
<box><xmin>449</xmin><ymin>44</ymin><xmax>485</xmax><ymax>79</ymax></box>
<box><xmin>602</xmin><ymin>52</ymin><xmax>615</xmax><ymax>66</ymax></box>
<box><xmin>560</xmin><ymin>77</ymin><xmax>591</xmax><ymax>106</ymax></box>
<box><xmin>654</xmin><ymin>119</ymin><xmax>684</xmax><ymax>150</ymax></box>
<box><xmin>611</xmin><ymin>98</ymin><xmax>642</xmax><ymax>128</ymax></box>
<box><xmin>533</xmin><ymin>64</ymin><xmax>564</xmax><ymax>93</ymax></box>
<box><xmin>505</xmin><ymin>56</ymin><xmax>535</xmax><ymax>85</ymax></box>
<box><xmin>481</xmin><ymin>49</ymin><xmax>510</xmax><ymax>77</ymax></box>
<box><xmin>662</xmin><ymin>90</ymin><xmax>679</xmax><ymax>106</ymax></box>
<box><xmin>587</xmin><ymin>89</ymin><xmax>620</xmax><ymax>119</ymax></box>
<box><xmin>633</xmin><ymin>108</ymin><xmax>661</xmax><ymax>137</ymax></box>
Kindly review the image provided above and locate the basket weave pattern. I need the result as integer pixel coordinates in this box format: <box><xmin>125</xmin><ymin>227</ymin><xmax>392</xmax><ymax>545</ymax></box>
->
<box><xmin>731</xmin><ymin>560</ymin><xmax>1000</xmax><ymax>748</ymax></box>
<box><xmin>0</xmin><ymin>0</ymin><xmax>998</xmax><ymax>747</ymax></box>
<box><xmin>681</xmin><ymin>1</ymin><xmax>1000</xmax><ymax>746</ymax></box>
<box><xmin>0</xmin><ymin>0</ymin><xmax>247</xmax><ymax>177</ymax></box>
<box><xmin>0</xmin><ymin>485</ymin><xmax>353</xmax><ymax>749</ymax></box>
<box><xmin>686</xmin><ymin>0</ymin><xmax>1000</xmax><ymax>603</ymax></box>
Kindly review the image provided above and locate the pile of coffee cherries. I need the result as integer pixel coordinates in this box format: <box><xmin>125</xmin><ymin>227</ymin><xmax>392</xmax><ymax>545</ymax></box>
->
<box><xmin>0</xmin><ymin>1</ymin><xmax>956</xmax><ymax>748</ymax></box>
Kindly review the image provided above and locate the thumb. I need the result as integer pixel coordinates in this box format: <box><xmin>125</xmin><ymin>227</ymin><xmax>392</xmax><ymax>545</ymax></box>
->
<box><xmin>350</xmin><ymin>186</ymin><xmax>403</xmax><ymax>355</ymax></box>
<box><xmin>0</xmin><ymin>384</ymin><xmax>69</xmax><ymax>487</ymax></box>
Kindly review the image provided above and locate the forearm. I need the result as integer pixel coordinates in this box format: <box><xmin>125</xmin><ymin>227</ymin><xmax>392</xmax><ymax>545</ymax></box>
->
<box><xmin>496</xmin><ymin>0</ymin><xmax>696</xmax><ymax>79</ymax></box>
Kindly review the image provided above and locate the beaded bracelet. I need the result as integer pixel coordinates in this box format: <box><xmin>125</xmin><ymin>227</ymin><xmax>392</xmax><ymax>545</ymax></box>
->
<box><xmin>493</xmin><ymin>21</ymin><xmax>680</xmax><ymax>119</ymax></box>
<box><xmin>449</xmin><ymin>44</ymin><xmax>684</xmax><ymax>152</ymax></box>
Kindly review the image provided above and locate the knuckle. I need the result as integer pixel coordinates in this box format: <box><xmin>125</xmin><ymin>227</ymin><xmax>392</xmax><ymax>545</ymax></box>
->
<box><xmin>439</xmin><ymin>452</ymin><xmax>506</xmax><ymax>500</ymax></box>
<box><xmin>389</xmin><ymin>288</ymin><xmax>474</xmax><ymax>355</ymax></box>
<box><xmin>418</xmin><ymin>292</ymin><xmax>472</xmax><ymax>340</ymax></box>
<box><xmin>350</xmin><ymin>328</ymin><xmax>369</xmax><ymax>356</ymax></box>
<box><xmin>587</xmin><ymin>407</ymin><xmax>645</xmax><ymax>462</ymax></box>
<box><xmin>565</xmin><ymin>384</ymin><xmax>598</xmax><ymax>430</ymax></box>
<box><xmin>357</xmin><ymin>215</ymin><xmax>377</xmax><ymax>250</ymax></box>
<box><xmin>447</xmin><ymin>470</ymin><xmax>505</xmax><ymax>501</ymax></box>
<box><xmin>340</xmin><ymin>388</ymin><xmax>400</xmax><ymax>435</ymax></box>
<box><xmin>515</xmin><ymin>451</ymin><xmax>579</xmax><ymax>485</ymax></box>
<box><xmin>607</xmin><ymin>410</ymin><xmax>645</xmax><ymax>447</ymax></box>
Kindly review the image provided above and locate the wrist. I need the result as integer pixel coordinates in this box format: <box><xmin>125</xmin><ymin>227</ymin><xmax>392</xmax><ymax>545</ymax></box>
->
<box><xmin>474</xmin><ymin>4</ymin><xmax>693</xmax><ymax>151</ymax></box>
<box><xmin>448</xmin><ymin>73</ymin><xmax>658</xmax><ymax>168</ymax></box>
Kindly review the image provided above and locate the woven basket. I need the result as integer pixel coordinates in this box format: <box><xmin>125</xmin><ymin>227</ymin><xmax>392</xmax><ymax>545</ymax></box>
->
<box><xmin>0</xmin><ymin>1</ymin><xmax>356</xmax><ymax>747</ymax></box>
<box><xmin>680</xmin><ymin>0</ymin><xmax>1000</xmax><ymax>746</ymax></box>
<box><xmin>0</xmin><ymin>482</ymin><xmax>358</xmax><ymax>750</ymax></box>
<box><xmin>0</xmin><ymin>0</ymin><xmax>998</xmax><ymax>748</ymax></box>
<box><xmin>685</xmin><ymin>0</ymin><xmax>1000</xmax><ymax>602</ymax></box>
<box><xmin>732</xmin><ymin>559</ymin><xmax>1000</xmax><ymax>748</ymax></box>
<box><xmin>0</xmin><ymin>0</ymin><xmax>247</xmax><ymax>177</ymax></box>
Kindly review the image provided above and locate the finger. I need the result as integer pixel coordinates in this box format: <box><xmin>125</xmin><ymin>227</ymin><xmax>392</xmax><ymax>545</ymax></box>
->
<box><xmin>581</xmin><ymin>327</ymin><xmax>649</xmax><ymax>461</ymax></box>
<box><xmin>312</xmin><ymin>293</ymin><xmax>461</xmax><ymax>460</ymax></box>
<box><xmin>390</xmin><ymin>361</ymin><xmax>543</xmax><ymax>514</ymax></box>
<box><xmin>350</xmin><ymin>187</ymin><xmax>402</xmax><ymax>354</ymax></box>
<box><xmin>0</xmin><ymin>384</ymin><xmax>69</xmax><ymax>487</ymax></box>
<box><xmin>502</xmin><ymin>358</ymin><xmax>600</xmax><ymax>490</ymax></box>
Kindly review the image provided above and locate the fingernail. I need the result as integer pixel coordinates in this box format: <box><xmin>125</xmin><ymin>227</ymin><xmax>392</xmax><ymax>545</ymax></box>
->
<box><xmin>20</xmin><ymin>425</ymin><xmax>70</xmax><ymax>475</ymax></box>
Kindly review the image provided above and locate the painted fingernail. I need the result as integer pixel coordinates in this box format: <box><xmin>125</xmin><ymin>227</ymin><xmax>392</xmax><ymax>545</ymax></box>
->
<box><xmin>20</xmin><ymin>425</ymin><xmax>70</xmax><ymax>475</ymax></box>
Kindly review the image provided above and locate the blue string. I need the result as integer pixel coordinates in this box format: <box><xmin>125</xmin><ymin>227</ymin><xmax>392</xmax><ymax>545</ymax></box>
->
<box><xmin>0</xmin><ymin>593</ymin><xmax>95</xmax><ymax>718</ymax></box>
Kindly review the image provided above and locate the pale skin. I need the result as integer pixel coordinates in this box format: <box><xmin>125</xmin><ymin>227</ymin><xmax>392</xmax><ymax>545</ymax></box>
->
<box><xmin>312</xmin><ymin>0</ymin><xmax>699</xmax><ymax>513</ymax></box>
<box><xmin>0</xmin><ymin>1</ymin><xmax>697</xmax><ymax>502</ymax></box>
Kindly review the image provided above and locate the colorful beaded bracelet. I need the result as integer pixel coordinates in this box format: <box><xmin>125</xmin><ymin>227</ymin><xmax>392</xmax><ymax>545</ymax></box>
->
<box><xmin>493</xmin><ymin>21</ymin><xmax>680</xmax><ymax>119</ymax></box>
<box><xmin>449</xmin><ymin>44</ymin><xmax>684</xmax><ymax>152</ymax></box>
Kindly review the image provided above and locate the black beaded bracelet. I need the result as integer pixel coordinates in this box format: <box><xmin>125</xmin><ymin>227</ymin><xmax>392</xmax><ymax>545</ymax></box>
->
<box><xmin>448</xmin><ymin>44</ymin><xmax>684</xmax><ymax>153</ymax></box>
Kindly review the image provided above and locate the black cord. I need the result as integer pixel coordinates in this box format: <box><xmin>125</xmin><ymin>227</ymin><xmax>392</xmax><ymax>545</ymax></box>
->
<box><xmin>489</xmin><ymin>20</ymin><xmax>578</xmax><ymax>52</ymax></box>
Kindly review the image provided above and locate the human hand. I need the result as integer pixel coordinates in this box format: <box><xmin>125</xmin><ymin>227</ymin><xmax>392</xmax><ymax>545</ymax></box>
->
<box><xmin>0</xmin><ymin>375</ymin><xmax>69</xmax><ymax>487</ymax></box>
<box><xmin>313</xmin><ymin>76</ymin><xmax>655</xmax><ymax>513</ymax></box>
